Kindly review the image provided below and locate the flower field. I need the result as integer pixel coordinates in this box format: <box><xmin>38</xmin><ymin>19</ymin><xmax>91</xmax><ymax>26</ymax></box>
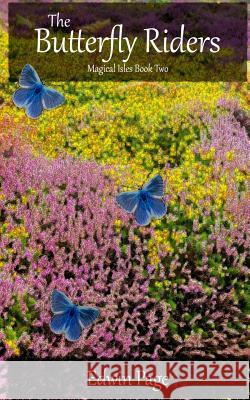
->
<box><xmin>0</xmin><ymin>15</ymin><xmax>249</xmax><ymax>361</ymax></box>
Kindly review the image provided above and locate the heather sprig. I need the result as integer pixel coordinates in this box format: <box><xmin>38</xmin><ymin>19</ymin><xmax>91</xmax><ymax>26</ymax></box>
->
<box><xmin>0</xmin><ymin>141</ymin><xmax>170</xmax><ymax>359</ymax></box>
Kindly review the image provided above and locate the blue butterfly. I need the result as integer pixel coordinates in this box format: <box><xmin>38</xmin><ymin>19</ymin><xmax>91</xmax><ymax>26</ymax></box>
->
<box><xmin>50</xmin><ymin>290</ymin><xmax>99</xmax><ymax>342</ymax></box>
<box><xmin>12</xmin><ymin>64</ymin><xmax>65</xmax><ymax>119</ymax></box>
<box><xmin>116</xmin><ymin>174</ymin><xmax>167</xmax><ymax>226</ymax></box>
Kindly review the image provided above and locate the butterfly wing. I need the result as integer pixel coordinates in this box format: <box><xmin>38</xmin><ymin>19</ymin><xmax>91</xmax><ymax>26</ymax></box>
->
<box><xmin>25</xmin><ymin>94</ymin><xmax>43</xmax><ymax>119</ymax></box>
<box><xmin>143</xmin><ymin>175</ymin><xmax>164</xmax><ymax>198</ymax></box>
<box><xmin>134</xmin><ymin>199</ymin><xmax>151</xmax><ymax>226</ymax></box>
<box><xmin>19</xmin><ymin>64</ymin><xmax>41</xmax><ymax>88</ymax></box>
<box><xmin>147</xmin><ymin>196</ymin><xmax>167</xmax><ymax>219</ymax></box>
<box><xmin>12</xmin><ymin>88</ymin><xmax>34</xmax><ymax>108</ymax></box>
<box><xmin>50</xmin><ymin>311</ymin><xmax>70</xmax><ymax>335</ymax></box>
<box><xmin>41</xmin><ymin>87</ymin><xmax>65</xmax><ymax>110</ymax></box>
<box><xmin>116</xmin><ymin>191</ymin><xmax>139</xmax><ymax>213</ymax></box>
<box><xmin>51</xmin><ymin>290</ymin><xmax>73</xmax><ymax>314</ymax></box>
<box><xmin>77</xmin><ymin>306</ymin><xmax>100</xmax><ymax>329</ymax></box>
<box><xmin>64</xmin><ymin>313</ymin><xmax>82</xmax><ymax>342</ymax></box>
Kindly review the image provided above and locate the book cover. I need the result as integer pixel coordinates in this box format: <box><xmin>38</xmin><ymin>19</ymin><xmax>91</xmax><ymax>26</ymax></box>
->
<box><xmin>0</xmin><ymin>1</ymin><xmax>249</xmax><ymax>399</ymax></box>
